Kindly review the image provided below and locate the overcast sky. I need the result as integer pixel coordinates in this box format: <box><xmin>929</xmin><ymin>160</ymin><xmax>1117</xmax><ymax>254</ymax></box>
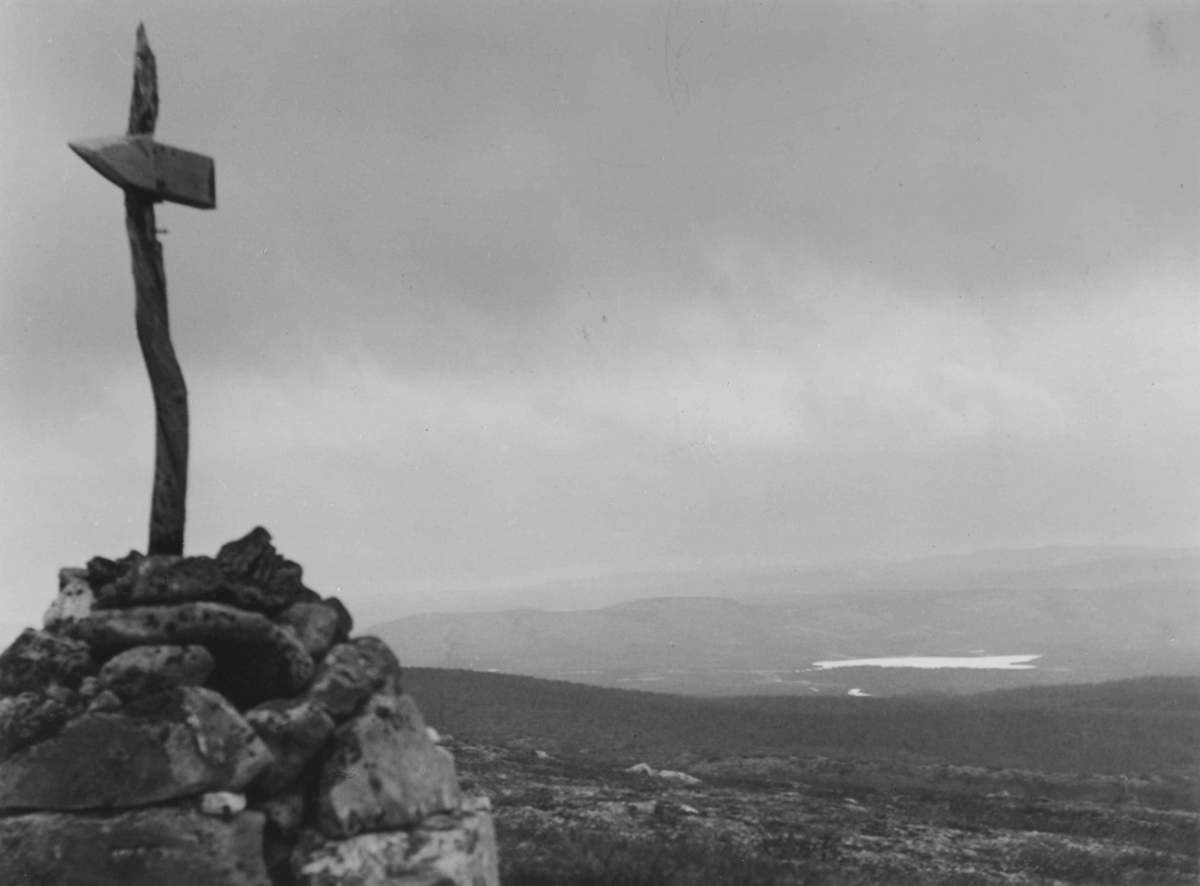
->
<box><xmin>2</xmin><ymin>1</ymin><xmax>1197</xmax><ymax>630</ymax></box>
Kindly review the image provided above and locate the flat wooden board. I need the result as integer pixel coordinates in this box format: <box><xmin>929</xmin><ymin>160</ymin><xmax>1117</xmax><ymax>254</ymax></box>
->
<box><xmin>69</xmin><ymin>135</ymin><xmax>215</xmax><ymax>210</ymax></box>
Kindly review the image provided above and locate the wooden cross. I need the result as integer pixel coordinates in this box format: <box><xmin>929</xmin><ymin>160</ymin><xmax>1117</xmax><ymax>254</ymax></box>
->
<box><xmin>69</xmin><ymin>25</ymin><xmax>215</xmax><ymax>556</ymax></box>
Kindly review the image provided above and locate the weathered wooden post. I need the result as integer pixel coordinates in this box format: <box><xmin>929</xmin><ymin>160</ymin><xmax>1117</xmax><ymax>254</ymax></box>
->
<box><xmin>69</xmin><ymin>24</ymin><xmax>215</xmax><ymax>555</ymax></box>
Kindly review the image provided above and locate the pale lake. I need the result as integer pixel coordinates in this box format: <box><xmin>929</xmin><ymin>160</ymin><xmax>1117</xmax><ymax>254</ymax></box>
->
<box><xmin>813</xmin><ymin>655</ymin><xmax>1041</xmax><ymax>670</ymax></box>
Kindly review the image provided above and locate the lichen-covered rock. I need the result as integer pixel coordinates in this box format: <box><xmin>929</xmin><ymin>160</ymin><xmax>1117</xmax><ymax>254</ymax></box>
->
<box><xmin>92</xmin><ymin>554</ymin><xmax>226</xmax><ymax>609</ymax></box>
<box><xmin>317</xmin><ymin>693</ymin><xmax>461</xmax><ymax>837</ymax></box>
<box><xmin>0</xmin><ymin>806</ymin><xmax>270</xmax><ymax>886</ymax></box>
<box><xmin>216</xmin><ymin>526</ymin><xmax>314</xmax><ymax>612</ymax></box>
<box><xmin>245</xmin><ymin>697</ymin><xmax>335</xmax><ymax>796</ymax></box>
<box><xmin>88</xmin><ymin>536</ymin><xmax>319</xmax><ymax>615</ymax></box>
<box><xmin>98</xmin><ymin>644</ymin><xmax>215</xmax><ymax>701</ymax></box>
<box><xmin>86</xmin><ymin>549</ymin><xmax>144</xmax><ymax>586</ymax></box>
<box><xmin>0</xmin><ymin>685</ymin><xmax>87</xmax><ymax>761</ymax></box>
<box><xmin>276</xmin><ymin>602</ymin><xmax>340</xmax><ymax>658</ymax></box>
<box><xmin>44</xmin><ymin>567</ymin><xmax>97</xmax><ymax>629</ymax></box>
<box><xmin>52</xmin><ymin>602</ymin><xmax>314</xmax><ymax>707</ymax></box>
<box><xmin>0</xmin><ymin>686</ymin><xmax>271</xmax><ymax>810</ymax></box>
<box><xmin>0</xmin><ymin>627</ymin><xmax>96</xmax><ymax>695</ymax></box>
<box><xmin>215</xmin><ymin>526</ymin><xmax>282</xmax><ymax>578</ymax></box>
<box><xmin>295</xmin><ymin>796</ymin><xmax>498</xmax><ymax>886</ymax></box>
<box><xmin>307</xmin><ymin>637</ymin><xmax>402</xmax><ymax>721</ymax></box>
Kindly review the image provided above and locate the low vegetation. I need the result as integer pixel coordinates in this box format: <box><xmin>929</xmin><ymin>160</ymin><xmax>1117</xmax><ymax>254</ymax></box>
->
<box><xmin>406</xmin><ymin>669</ymin><xmax>1200</xmax><ymax>778</ymax></box>
<box><xmin>405</xmin><ymin>670</ymin><xmax>1199</xmax><ymax>885</ymax></box>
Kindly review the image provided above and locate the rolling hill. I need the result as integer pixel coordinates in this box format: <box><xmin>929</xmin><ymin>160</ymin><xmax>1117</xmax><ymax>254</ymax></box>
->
<box><xmin>371</xmin><ymin>547</ymin><xmax>1199</xmax><ymax>696</ymax></box>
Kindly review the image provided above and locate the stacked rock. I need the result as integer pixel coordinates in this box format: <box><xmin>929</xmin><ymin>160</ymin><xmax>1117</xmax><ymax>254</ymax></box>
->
<box><xmin>0</xmin><ymin>528</ymin><xmax>498</xmax><ymax>886</ymax></box>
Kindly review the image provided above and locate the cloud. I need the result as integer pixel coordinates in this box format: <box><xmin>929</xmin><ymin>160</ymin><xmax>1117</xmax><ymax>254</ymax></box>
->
<box><xmin>1</xmin><ymin>1</ymin><xmax>1197</xmax><ymax>627</ymax></box>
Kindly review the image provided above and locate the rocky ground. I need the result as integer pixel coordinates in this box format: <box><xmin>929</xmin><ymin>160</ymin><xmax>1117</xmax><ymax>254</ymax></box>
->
<box><xmin>445</xmin><ymin>738</ymin><xmax>1200</xmax><ymax>885</ymax></box>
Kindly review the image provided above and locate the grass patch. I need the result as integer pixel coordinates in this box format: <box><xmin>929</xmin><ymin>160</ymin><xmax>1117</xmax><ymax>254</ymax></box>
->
<box><xmin>497</xmin><ymin>827</ymin><xmax>876</xmax><ymax>886</ymax></box>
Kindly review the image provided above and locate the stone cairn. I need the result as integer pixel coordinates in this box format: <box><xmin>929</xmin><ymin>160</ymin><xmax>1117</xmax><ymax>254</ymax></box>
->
<box><xmin>0</xmin><ymin>528</ymin><xmax>499</xmax><ymax>885</ymax></box>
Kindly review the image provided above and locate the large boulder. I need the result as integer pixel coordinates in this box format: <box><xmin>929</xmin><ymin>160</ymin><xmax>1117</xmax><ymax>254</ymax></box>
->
<box><xmin>52</xmin><ymin>602</ymin><xmax>314</xmax><ymax>707</ymax></box>
<box><xmin>317</xmin><ymin>693</ymin><xmax>461</xmax><ymax>838</ymax></box>
<box><xmin>295</xmin><ymin>796</ymin><xmax>498</xmax><ymax>886</ymax></box>
<box><xmin>245</xmin><ymin>697</ymin><xmax>335</xmax><ymax>796</ymax></box>
<box><xmin>98</xmin><ymin>644</ymin><xmax>215</xmax><ymax>701</ymax></box>
<box><xmin>306</xmin><ymin>637</ymin><xmax>402</xmax><ymax>722</ymax></box>
<box><xmin>0</xmin><ymin>627</ymin><xmax>96</xmax><ymax>695</ymax></box>
<box><xmin>0</xmin><ymin>686</ymin><xmax>271</xmax><ymax>810</ymax></box>
<box><xmin>0</xmin><ymin>806</ymin><xmax>270</xmax><ymax>886</ymax></box>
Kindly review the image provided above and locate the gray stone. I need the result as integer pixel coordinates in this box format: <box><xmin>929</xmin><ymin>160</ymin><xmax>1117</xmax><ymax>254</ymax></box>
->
<box><xmin>0</xmin><ymin>806</ymin><xmax>270</xmax><ymax>886</ymax></box>
<box><xmin>199</xmin><ymin>791</ymin><xmax>247</xmax><ymax>817</ymax></box>
<box><xmin>0</xmin><ymin>686</ymin><xmax>87</xmax><ymax>761</ymax></box>
<box><xmin>295</xmin><ymin>796</ymin><xmax>499</xmax><ymax>886</ymax></box>
<box><xmin>323</xmin><ymin>596</ymin><xmax>354</xmax><ymax>643</ymax></box>
<box><xmin>277</xmin><ymin>602</ymin><xmax>340</xmax><ymax>658</ymax></box>
<box><xmin>354</xmin><ymin>636</ymin><xmax>403</xmax><ymax>692</ymax></box>
<box><xmin>86</xmin><ymin>550</ymin><xmax>144</xmax><ymax>590</ymax></box>
<box><xmin>0</xmin><ymin>686</ymin><xmax>272</xmax><ymax>810</ymax></box>
<box><xmin>93</xmin><ymin>554</ymin><xmax>226</xmax><ymax>609</ymax></box>
<box><xmin>317</xmin><ymin>693</ymin><xmax>461</xmax><ymax>838</ymax></box>
<box><xmin>87</xmin><ymin>688</ymin><xmax>123</xmax><ymax>713</ymax></box>
<box><xmin>245</xmin><ymin>697</ymin><xmax>335</xmax><ymax>796</ymax></box>
<box><xmin>99</xmin><ymin>644</ymin><xmax>215</xmax><ymax>701</ymax></box>
<box><xmin>307</xmin><ymin>637</ymin><xmax>402</xmax><ymax>721</ymax></box>
<box><xmin>0</xmin><ymin>627</ymin><xmax>96</xmax><ymax>695</ymax></box>
<box><xmin>44</xmin><ymin>567</ymin><xmax>97</xmax><ymax>629</ymax></box>
<box><xmin>216</xmin><ymin>526</ymin><xmax>310</xmax><ymax>612</ymax></box>
<box><xmin>53</xmin><ymin>602</ymin><xmax>314</xmax><ymax>707</ymax></box>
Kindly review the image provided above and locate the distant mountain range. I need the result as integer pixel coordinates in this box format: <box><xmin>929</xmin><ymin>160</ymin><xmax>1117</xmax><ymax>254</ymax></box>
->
<box><xmin>371</xmin><ymin>546</ymin><xmax>1200</xmax><ymax>696</ymax></box>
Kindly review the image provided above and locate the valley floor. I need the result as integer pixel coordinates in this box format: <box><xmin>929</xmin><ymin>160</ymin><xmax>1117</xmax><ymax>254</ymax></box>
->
<box><xmin>448</xmin><ymin>741</ymin><xmax>1200</xmax><ymax>885</ymax></box>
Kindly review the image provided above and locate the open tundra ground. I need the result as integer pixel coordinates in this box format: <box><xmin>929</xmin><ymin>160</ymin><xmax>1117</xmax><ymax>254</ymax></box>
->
<box><xmin>405</xmin><ymin>669</ymin><xmax>1200</xmax><ymax>885</ymax></box>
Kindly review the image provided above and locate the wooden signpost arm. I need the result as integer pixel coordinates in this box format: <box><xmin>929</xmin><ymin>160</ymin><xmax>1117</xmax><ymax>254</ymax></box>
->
<box><xmin>125</xmin><ymin>25</ymin><xmax>188</xmax><ymax>556</ymax></box>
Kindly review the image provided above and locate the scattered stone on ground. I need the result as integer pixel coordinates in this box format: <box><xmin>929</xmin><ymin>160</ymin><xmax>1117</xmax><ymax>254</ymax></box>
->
<box><xmin>626</xmin><ymin>761</ymin><xmax>702</xmax><ymax>785</ymax></box>
<box><xmin>456</xmin><ymin>739</ymin><xmax>1199</xmax><ymax>886</ymax></box>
